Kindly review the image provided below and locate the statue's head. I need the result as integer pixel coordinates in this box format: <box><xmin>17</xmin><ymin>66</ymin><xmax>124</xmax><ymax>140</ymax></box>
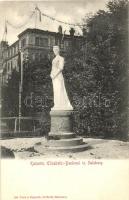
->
<box><xmin>53</xmin><ymin>46</ymin><xmax>60</xmax><ymax>56</ymax></box>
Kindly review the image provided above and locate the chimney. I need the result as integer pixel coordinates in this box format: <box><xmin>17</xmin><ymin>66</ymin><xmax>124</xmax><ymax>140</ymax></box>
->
<box><xmin>0</xmin><ymin>41</ymin><xmax>8</xmax><ymax>49</ymax></box>
<box><xmin>58</xmin><ymin>25</ymin><xmax>63</xmax><ymax>34</ymax></box>
<box><xmin>69</xmin><ymin>28</ymin><xmax>75</xmax><ymax>36</ymax></box>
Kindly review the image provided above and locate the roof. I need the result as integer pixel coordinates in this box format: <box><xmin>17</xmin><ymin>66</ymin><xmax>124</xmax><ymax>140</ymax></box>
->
<box><xmin>18</xmin><ymin>28</ymin><xmax>83</xmax><ymax>39</ymax></box>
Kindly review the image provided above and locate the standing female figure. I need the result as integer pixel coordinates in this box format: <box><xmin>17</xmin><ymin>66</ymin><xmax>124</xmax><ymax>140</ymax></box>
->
<box><xmin>50</xmin><ymin>46</ymin><xmax>73</xmax><ymax>110</ymax></box>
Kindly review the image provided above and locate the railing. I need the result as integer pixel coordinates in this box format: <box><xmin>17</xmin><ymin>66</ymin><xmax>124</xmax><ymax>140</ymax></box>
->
<box><xmin>0</xmin><ymin>116</ymin><xmax>41</xmax><ymax>133</ymax></box>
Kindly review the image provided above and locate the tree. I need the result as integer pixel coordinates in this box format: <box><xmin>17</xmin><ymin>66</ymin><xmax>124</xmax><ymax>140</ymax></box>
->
<box><xmin>65</xmin><ymin>0</ymin><xmax>128</xmax><ymax>139</ymax></box>
<box><xmin>1</xmin><ymin>69</ymin><xmax>19</xmax><ymax>117</ymax></box>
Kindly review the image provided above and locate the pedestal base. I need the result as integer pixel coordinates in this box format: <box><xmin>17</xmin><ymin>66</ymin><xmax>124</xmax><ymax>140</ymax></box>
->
<box><xmin>34</xmin><ymin>110</ymin><xmax>89</xmax><ymax>153</ymax></box>
<box><xmin>49</xmin><ymin>110</ymin><xmax>72</xmax><ymax>136</ymax></box>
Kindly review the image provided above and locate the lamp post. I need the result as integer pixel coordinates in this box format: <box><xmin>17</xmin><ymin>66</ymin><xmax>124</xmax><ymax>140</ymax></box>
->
<box><xmin>18</xmin><ymin>50</ymin><xmax>24</xmax><ymax>132</ymax></box>
<box><xmin>18</xmin><ymin>51</ymin><xmax>30</xmax><ymax>132</ymax></box>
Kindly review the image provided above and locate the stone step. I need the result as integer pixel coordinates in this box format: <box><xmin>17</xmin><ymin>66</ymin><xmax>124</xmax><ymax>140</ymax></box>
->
<box><xmin>49</xmin><ymin>132</ymin><xmax>76</xmax><ymax>139</ymax></box>
<box><xmin>41</xmin><ymin>137</ymin><xmax>83</xmax><ymax>147</ymax></box>
<box><xmin>34</xmin><ymin>142</ymin><xmax>89</xmax><ymax>153</ymax></box>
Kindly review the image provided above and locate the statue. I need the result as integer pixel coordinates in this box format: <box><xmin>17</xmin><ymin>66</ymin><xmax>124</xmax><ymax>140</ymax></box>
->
<box><xmin>34</xmin><ymin>48</ymin><xmax>88</xmax><ymax>152</ymax></box>
<box><xmin>50</xmin><ymin>46</ymin><xmax>73</xmax><ymax>110</ymax></box>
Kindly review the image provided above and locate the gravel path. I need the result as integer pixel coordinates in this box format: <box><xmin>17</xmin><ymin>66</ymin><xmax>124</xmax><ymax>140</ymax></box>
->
<box><xmin>0</xmin><ymin>137</ymin><xmax>129</xmax><ymax>159</ymax></box>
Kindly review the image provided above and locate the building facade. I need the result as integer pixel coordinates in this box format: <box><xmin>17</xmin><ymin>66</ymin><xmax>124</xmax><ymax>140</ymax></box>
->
<box><xmin>1</xmin><ymin>28</ymin><xmax>83</xmax><ymax>85</ymax></box>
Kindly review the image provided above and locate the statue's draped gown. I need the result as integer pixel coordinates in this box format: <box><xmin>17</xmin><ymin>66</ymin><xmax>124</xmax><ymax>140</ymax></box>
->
<box><xmin>50</xmin><ymin>55</ymin><xmax>73</xmax><ymax>110</ymax></box>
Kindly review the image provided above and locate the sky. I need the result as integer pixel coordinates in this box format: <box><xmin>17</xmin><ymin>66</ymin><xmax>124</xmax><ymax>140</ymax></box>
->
<box><xmin>0</xmin><ymin>0</ymin><xmax>109</xmax><ymax>45</ymax></box>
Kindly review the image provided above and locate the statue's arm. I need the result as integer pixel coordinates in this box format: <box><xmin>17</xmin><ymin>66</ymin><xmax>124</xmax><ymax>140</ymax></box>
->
<box><xmin>51</xmin><ymin>57</ymin><xmax>64</xmax><ymax>80</ymax></box>
<box><xmin>58</xmin><ymin>57</ymin><xmax>64</xmax><ymax>71</ymax></box>
<box><xmin>50</xmin><ymin>72</ymin><xmax>54</xmax><ymax>79</ymax></box>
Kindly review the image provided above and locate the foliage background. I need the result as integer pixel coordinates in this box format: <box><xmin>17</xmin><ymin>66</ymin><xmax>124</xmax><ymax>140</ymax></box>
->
<box><xmin>1</xmin><ymin>0</ymin><xmax>128</xmax><ymax>139</ymax></box>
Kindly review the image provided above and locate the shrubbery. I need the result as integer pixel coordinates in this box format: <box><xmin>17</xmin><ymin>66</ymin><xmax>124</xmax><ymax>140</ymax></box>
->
<box><xmin>1</xmin><ymin>0</ymin><xmax>128</xmax><ymax>139</ymax></box>
<box><xmin>64</xmin><ymin>0</ymin><xmax>128</xmax><ymax>139</ymax></box>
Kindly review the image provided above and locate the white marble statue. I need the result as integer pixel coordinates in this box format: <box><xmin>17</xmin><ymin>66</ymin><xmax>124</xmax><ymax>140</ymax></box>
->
<box><xmin>50</xmin><ymin>46</ymin><xmax>73</xmax><ymax>110</ymax></box>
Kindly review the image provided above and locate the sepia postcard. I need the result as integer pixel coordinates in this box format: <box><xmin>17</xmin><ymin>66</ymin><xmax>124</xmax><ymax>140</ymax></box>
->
<box><xmin>0</xmin><ymin>0</ymin><xmax>129</xmax><ymax>200</ymax></box>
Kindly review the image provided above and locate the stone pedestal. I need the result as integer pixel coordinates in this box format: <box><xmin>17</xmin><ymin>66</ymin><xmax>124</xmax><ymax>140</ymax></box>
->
<box><xmin>49</xmin><ymin>110</ymin><xmax>72</xmax><ymax>136</ymax></box>
<box><xmin>34</xmin><ymin>109</ymin><xmax>89</xmax><ymax>153</ymax></box>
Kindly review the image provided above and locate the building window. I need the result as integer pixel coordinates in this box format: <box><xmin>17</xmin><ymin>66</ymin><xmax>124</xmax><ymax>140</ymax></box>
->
<box><xmin>10</xmin><ymin>61</ymin><xmax>13</xmax><ymax>71</ymax></box>
<box><xmin>29</xmin><ymin>36</ymin><xmax>34</xmax><ymax>45</ymax></box>
<box><xmin>35</xmin><ymin>37</ymin><xmax>48</xmax><ymax>47</ymax></box>
<box><xmin>50</xmin><ymin>37</ymin><xmax>55</xmax><ymax>46</ymax></box>
<box><xmin>55</xmin><ymin>37</ymin><xmax>58</xmax><ymax>45</ymax></box>
<box><xmin>35</xmin><ymin>53</ymin><xmax>39</xmax><ymax>61</ymax></box>
<box><xmin>14</xmin><ymin>46</ymin><xmax>16</xmax><ymax>55</ymax></box>
<box><xmin>39</xmin><ymin>53</ymin><xmax>41</xmax><ymax>61</ymax></box>
<box><xmin>65</xmin><ymin>40</ymin><xmax>70</xmax><ymax>47</ymax></box>
<box><xmin>9</xmin><ymin>49</ymin><xmax>11</xmax><ymax>57</ymax></box>
<box><xmin>61</xmin><ymin>40</ymin><xmax>64</xmax><ymax>49</ymax></box>
<box><xmin>21</xmin><ymin>38</ymin><xmax>26</xmax><ymax>48</ymax></box>
<box><xmin>11</xmin><ymin>48</ymin><xmax>13</xmax><ymax>56</ymax></box>
<box><xmin>35</xmin><ymin>37</ymin><xmax>40</xmax><ymax>46</ymax></box>
<box><xmin>32</xmin><ymin>54</ymin><xmax>35</xmax><ymax>61</ymax></box>
<box><xmin>64</xmin><ymin>40</ymin><xmax>72</xmax><ymax>50</ymax></box>
<box><xmin>15</xmin><ymin>45</ymin><xmax>18</xmax><ymax>53</ymax></box>
<box><xmin>7</xmin><ymin>51</ymin><xmax>9</xmax><ymax>58</ymax></box>
<box><xmin>40</xmin><ymin>38</ymin><xmax>48</xmax><ymax>47</ymax></box>
<box><xmin>7</xmin><ymin>63</ymin><xmax>10</xmax><ymax>72</ymax></box>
